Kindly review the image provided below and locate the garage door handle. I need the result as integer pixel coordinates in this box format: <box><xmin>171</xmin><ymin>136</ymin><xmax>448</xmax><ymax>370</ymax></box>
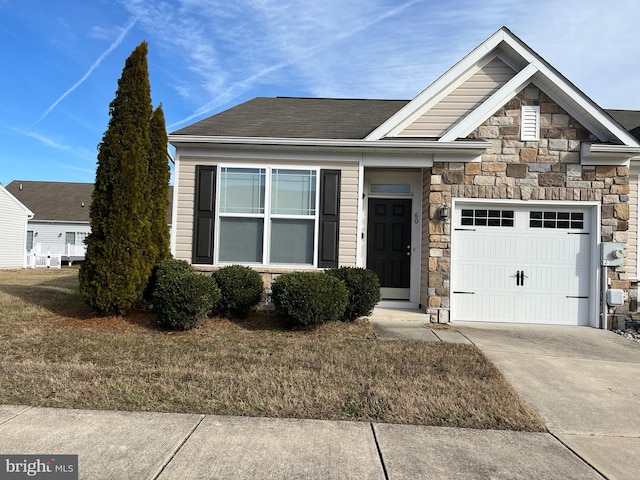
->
<box><xmin>521</xmin><ymin>270</ymin><xmax>528</xmax><ymax>286</ymax></box>
<box><xmin>515</xmin><ymin>270</ymin><xmax>521</xmax><ymax>286</ymax></box>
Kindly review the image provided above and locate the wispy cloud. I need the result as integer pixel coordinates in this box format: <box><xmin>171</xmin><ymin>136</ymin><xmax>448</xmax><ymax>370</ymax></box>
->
<box><xmin>35</xmin><ymin>16</ymin><xmax>138</xmax><ymax>124</ymax></box>
<box><xmin>165</xmin><ymin>0</ymin><xmax>422</xmax><ymax>128</ymax></box>
<box><xmin>122</xmin><ymin>0</ymin><xmax>640</xmax><ymax>132</ymax></box>
<box><xmin>12</xmin><ymin>127</ymin><xmax>71</xmax><ymax>151</ymax></box>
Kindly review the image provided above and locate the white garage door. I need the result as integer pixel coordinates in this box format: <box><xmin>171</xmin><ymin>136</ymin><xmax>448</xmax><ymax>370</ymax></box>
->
<box><xmin>451</xmin><ymin>203</ymin><xmax>593</xmax><ymax>325</ymax></box>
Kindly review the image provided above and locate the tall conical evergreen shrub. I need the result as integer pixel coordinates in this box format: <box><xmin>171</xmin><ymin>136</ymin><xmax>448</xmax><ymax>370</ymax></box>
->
<box><xmin>79</xmin><ymin>41</ymin><xmax>157</xmax><ymax>315</ymax></box>
<box><xmin>148</xmin><ymin>105</ymin><xmax>171</xmax><ymax>263</ymax></box>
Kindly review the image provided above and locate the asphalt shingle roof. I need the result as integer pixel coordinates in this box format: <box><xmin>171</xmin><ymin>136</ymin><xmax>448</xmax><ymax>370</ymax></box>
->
<box><xmin>5</xmin><ymin>181</ymin><xmax>173</xmax><ymax>224</ymax></box>
<box><xmin>170</xmin><ymin>97</ymin><xmax>410</xmax><ymax>139</ymax></box>
<box><xmin>6</xmin><ymin>181</ymin><xmax>93</xmax><ymax>222</ymax></box>
<box><xmin>171</xmin><ymin>97</ymin><xmax>640</xmax><ymax>143</ymax></box>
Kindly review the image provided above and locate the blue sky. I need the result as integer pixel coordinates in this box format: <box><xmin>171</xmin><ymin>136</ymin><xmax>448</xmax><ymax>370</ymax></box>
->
<box><xmin>1</xmin><ymin>0</ymin><xmax>639</xmax><ymax>185</ymax></box>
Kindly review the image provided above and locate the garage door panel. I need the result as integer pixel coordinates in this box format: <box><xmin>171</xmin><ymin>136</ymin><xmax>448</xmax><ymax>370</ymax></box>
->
<box><xmin>452</xmin><ymin>204</ymin><xmax>593</xmax><ymax>325</ymax></box>
<box><xmin>457</xmin><ymin>233</ymin><xmax>518</xmax><ymax>261</ymax></box>
<box><xmin>455</xmin><ymin>293</ymin><xmax>517</xmax><ymax>321</ymax></box>
<box><xmin>455</xmin><ymin>263</ymin><xmax>518</xmax><ymax>290</ymax></box>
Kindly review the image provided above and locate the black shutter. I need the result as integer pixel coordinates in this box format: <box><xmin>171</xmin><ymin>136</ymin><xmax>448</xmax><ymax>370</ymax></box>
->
<box><xmin>192</xmin><ymin>166</ymin><xmax>216</xmax><ymax>264</ymax></box>
<box><xmin>318</xmin><ymin>169</ymin><xmax>341</xmax><ymax>268</ymax></box>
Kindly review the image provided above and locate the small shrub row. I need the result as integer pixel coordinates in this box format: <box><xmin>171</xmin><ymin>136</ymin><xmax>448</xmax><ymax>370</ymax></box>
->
<box><xmin>150</xmin><ymin>261</ymin><xmax>264</xmax><ymax>330</ymax></box>
<box><xmin>271</xmin><ymin>267</ymin><xmax>380</xmax><ymax>326</ymax></box>
<box><xmin>150</xmin><ymin>260</ymin><xmax>380</xmax><ymax>330</ymax></box>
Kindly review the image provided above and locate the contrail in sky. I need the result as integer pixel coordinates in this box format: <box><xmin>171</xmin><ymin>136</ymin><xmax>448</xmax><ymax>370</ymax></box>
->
<box><xmin>168</xmin><ymin>0</ymin><xmax>421</xmax><ymax>129</ymax></box>
<box><xmin>36</xmin><ymin>16</ymin><xmax>138</xmax><ymax>124</ymax></box>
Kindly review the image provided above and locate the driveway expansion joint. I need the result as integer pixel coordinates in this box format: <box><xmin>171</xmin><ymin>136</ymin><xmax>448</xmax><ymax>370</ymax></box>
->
<box><xmin>548</xmin><ymin>432</ymin><xmax>608</xmax><ymax>479</ymax></box>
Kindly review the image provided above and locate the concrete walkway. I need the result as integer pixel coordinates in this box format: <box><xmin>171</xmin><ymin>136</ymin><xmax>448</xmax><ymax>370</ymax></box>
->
<box><xmin>368</xmin><ymin>307</ymin><xmax>473</xmax><ymax>343</ymax></box>
<box><xmin>0</xmin><ymin>405</ymin><xmax>602</xmax><ymax>479</ymax></box>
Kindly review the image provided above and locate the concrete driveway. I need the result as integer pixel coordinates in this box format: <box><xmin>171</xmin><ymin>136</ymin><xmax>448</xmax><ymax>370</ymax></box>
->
<box><xmin>456</xmin><ymin>322</ymin><xmax>640</xmax><ymax>480</ymax></box>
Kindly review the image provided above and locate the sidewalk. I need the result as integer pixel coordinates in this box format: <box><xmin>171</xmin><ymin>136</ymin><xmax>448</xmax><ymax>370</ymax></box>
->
<box><xmin>0</xmin><ymin>405</ymin><xmax>601</xmax><ymax>479</ymax></box>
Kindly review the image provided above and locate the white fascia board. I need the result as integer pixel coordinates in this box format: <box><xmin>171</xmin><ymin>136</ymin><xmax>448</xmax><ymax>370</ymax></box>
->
<box><xmin>169</xmin><ymin>135</ymin><xmax>490</xmax><ymax>156</ymax></box>
<box><xmin>580</xmin><ymin>143</ymin><xmax>640</xmax><ymax>166</ymax></box>
<box><xmin>440</xmin><ymin>63</ymin><xmax>539</xmax><ymax>142</ymax></box>
<box><xmin>365</xmin><ymin>29</ymin><xmax>508</xmax><ymax>141</ymax></box>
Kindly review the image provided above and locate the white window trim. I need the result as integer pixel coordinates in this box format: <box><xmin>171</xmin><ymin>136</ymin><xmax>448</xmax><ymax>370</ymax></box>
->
<box><xmin>521</xmin><ymin>105</ymin><xmax>540</xmax><ymax>141</ymax></box>
<box><xmin>215</xmin><ymin>164</ymin><xmax>320</xmax><ymax>268</ymax></box>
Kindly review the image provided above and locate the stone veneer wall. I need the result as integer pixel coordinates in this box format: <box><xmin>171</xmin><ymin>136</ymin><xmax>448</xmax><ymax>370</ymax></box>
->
<box><xmin>423</xmin><ymin>84</ymin><xmax>630</xmax><ymax>322</ymax></box>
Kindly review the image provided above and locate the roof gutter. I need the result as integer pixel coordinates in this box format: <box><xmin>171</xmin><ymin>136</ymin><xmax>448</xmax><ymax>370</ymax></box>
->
<box><xmin>168</xmin><ymin>135</ymin><xmax>491</xmax><ymax>156</ymax></box>
<box><xmin>581</xmin><ymin>143</ymin><xmax>640</xmax><ymax>166</ymax></box>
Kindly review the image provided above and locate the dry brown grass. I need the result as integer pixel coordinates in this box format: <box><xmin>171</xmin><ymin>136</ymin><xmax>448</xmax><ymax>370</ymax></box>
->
<box><xmin>0</xmin><ymin>269</ymin><xmax>544</xmax><ymax>431</ymax></box>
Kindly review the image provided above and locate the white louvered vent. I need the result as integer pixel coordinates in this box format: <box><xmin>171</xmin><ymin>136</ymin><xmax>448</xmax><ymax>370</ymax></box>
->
<box><xmin>521</xmin><ymin>106</ymin><xmax>540</xmax><ymax>141</ymax></box>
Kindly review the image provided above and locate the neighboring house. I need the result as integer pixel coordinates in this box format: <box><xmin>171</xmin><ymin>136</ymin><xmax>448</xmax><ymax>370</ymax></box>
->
<box><xmin>7</xmin><ymin>181</ymin><xmax>93</xmax><ymax>265</ymax></box>
<box><xmin>0</xmin><ymin>183</ymin><xmax>33</xmax><ymax>269</ymax></box>
<box><xmin>168</xmin><ymin>27</ymin><xmax>640</xmax><ymax>328</ymax></box>
<box><xmin>5</xmin><ymin>181</ymin><xmax>173</xmax><ymax>266</ymax></box>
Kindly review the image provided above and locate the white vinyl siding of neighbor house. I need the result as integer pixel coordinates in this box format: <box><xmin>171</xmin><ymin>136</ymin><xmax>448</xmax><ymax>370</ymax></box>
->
<box><xmin>398</xmin><ymin>57</ymin><xmax>516</xmax><ymax>137</ymax></box>
<box><xmin>174</xmin><ymin>157</ymin><xmax>359</xmax><ymax>267</ymax></box>
<box><xmin>27</xmin><ymin>222</ymin><xmax>90</xmax><ymax>250</ymax></box>
<box><xmin>0</xmin><ymin>186</ymin><xmax>31</xmax><ymax>268</ymax></box>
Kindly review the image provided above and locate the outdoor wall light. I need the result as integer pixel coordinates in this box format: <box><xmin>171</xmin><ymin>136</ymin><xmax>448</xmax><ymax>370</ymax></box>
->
<box><xmin>439</xmin><ymin>204</ymin><xmax>450</xmax><ymax>220</ymax></box>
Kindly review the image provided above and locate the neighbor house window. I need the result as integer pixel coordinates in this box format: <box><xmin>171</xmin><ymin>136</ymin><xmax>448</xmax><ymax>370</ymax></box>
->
<box><xmin>217</xmin><ymin>167</ymin><xmax>317</xmax><ymax>265</ymax></box>
<box><xmin>65</xmin><ymin>232</ymin><xmax>88</xmax><ymax>245</ymax></box>
<box><xmin>26</xmin><ymin>231</ymin><xmax>34</xmax><ymax>251</ymax></box>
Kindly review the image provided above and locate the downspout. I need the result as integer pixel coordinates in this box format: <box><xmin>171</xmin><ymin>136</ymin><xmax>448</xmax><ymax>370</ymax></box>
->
<box><xmin>601</xmin><ymin>264</ymin><xmax>608</xmax><ymax>329</ymax></box>
<box><xmin>355</xmin><ymin>156</ymin><xmax>365</xmax><ymax>267</ymax></box>
<box><xmin>168</xmin><ymin>144</ymin><xmax>178</xmax><ymax>257</ymax></box>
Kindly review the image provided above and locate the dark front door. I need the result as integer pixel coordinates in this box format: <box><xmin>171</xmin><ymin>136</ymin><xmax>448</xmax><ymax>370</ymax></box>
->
<box><xmin>367</xmin><ymin>198</ymin><xmax>411</xmax><ymax>288</ymax></box>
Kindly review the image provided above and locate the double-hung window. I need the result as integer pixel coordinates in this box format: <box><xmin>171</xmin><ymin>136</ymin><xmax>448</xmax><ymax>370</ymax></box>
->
<box><xmin>217</xmin><ymin>167</ymin><xmax>318</xmax><ymax>265</ymax></box>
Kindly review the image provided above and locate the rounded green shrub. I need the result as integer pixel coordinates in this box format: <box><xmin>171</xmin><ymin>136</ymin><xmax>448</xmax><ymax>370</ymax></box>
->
<box><xmin>153</xmin><ymin>261</ymin><xmax>220</xmax><ymax>330</ymax></box>
<box><xmin>212</xmin><ymin>265</ymin><xmax>264</xmax><ymax>318</ymax></box>
<box><xmin>144</xmin><ymin>258</ymin><xmax>193</xmax><ymax>303</ymax></box>
<box><xmin>325</xmin><ymin>267</ymin><xmax>381</xmax><ymax>320</ymax></box>
<box><xmin>271</xmin><ymin>271</ymin><xmax>348</xmax><ymax>326</ymax></box>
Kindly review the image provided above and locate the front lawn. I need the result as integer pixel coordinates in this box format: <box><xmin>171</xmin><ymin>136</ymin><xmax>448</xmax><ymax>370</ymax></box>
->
<box><xmin>0</xmin><ymin>269</ymin><xmax>544</xmax><ymax>431</ymax></box>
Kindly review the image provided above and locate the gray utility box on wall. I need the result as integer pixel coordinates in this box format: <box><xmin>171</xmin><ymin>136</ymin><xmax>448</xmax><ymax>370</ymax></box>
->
<box><xmin>606</xmin><ymin>289</ymin><xmax>624</xmax><ymax>306</ymax></box>
<box><xmin>601</xmin><ymin>242</ymin><xmax>625</xmax><ymax>267</ymax></box>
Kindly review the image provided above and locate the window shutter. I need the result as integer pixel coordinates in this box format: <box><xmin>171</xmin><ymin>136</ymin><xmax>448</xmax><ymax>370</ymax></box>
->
<box><xmin>521</xmin><ymin>105</ymin><xmax>540</xmax><ymax>141</ymax></box>
<box><xmin>318</xmin><ymin>169</ymin><xmax>341</xmax><ymax>268</ymax></box>
<box><xmin>192</xmin><ymin>166</ymin><xmax>216</xmax><ymax>264</ymax></box>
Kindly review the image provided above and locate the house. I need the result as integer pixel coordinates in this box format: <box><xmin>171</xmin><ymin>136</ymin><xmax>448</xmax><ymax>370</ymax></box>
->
<box><xmin>5</xmin><ymin>181</ymin><xmax>173</xmax><ymax>266</ymax></box>
<box><xmin>0</xmin><ymin>183</ymin><xmax>33</xmax><ymax>269</ymax></box>
<box><xmin>6</xmin><ymin>181</ymin><xmax>93</xmax><ymax>265</ymax></box>
<box><xmin>168</xmin><ymin>27</ymin><xmax>640</xmax><ymax>328</ymax></box>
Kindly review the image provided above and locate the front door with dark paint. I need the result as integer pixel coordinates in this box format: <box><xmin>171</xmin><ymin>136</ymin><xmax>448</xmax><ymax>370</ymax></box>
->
<box><xmin>367</xmin><ymin>198</ymin><xmax>411</xmax><ymax>288</ymax></box>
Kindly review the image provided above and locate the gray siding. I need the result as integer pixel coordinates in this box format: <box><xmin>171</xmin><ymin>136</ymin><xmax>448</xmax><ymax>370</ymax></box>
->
<box><xmin>399</xmin><ymin>57</ymin><xmax>515</xmax><ymax>137</ymax></box>
<box><xmin>27</xmin><ymin>222</ymin><xmax>90</xmax><ymax>251</ymax></box>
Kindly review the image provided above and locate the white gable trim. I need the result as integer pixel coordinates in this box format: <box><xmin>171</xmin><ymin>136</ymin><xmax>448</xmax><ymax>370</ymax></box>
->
<box><xmin>440</xmin><ymin>63</ymin><xmax>538</xmax><ymax>142</ymax></box>
<box><xmin>0</xmin><ymin>184</ymin><xmax>34</xmax><ymax>218</ymax></box>
<box><xmin>372</xmin><ymin>54</ymin><xmax>508</xmax><ymax>140</ymax></box>
<box><xmin>366</xmin><ymin>27</ymin><xmax>639</xmax><ymax>149</ymax></box>
<box><xmin>365</xmin><ymin>29</ymin><xmax>510</xmax><ymax>141</ymax></box>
